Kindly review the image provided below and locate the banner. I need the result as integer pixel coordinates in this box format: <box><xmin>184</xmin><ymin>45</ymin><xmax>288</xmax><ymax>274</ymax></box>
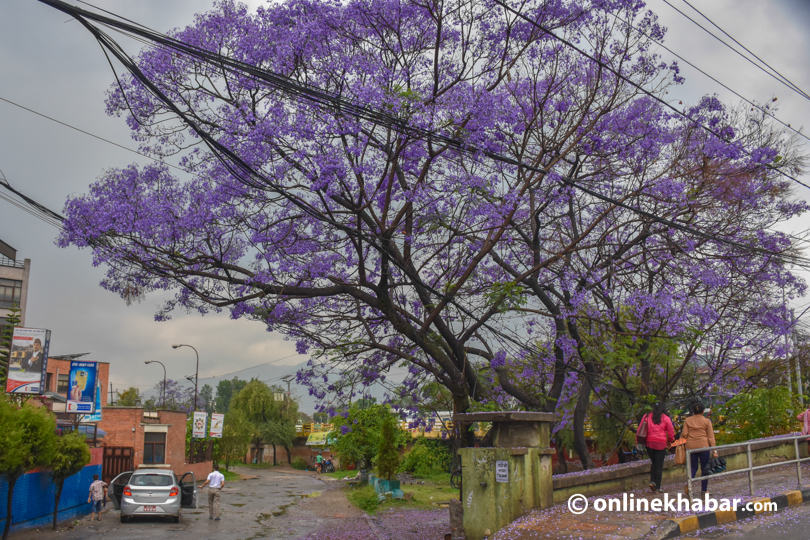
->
<box><xmin>192</xmin><ymin>411</ymin><xmax>207</xmax><ymax>438</ymax></box>
<box><xmin>5</xmin><ymin>327</ymin><xmax>50</xmax><ymax>394</ymax></box>
<box><xmin>209</xmin><ymin>413</ymin><xmax>224</xmax><ymax>438</ymax></box>
<box><xmin>66</xmin><ymin>360</ymin><xmax>98</xmax><ymax>413</ymax></box>
<box><xmin>81</xmin><ymin>382</ymin><xmax>103</xmax><ymax>422</ymax></box>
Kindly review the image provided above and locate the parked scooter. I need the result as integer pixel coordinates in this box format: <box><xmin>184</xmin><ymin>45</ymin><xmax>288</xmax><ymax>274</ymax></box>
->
<box><xmin>321</xmin><ymin>458</ymin><xmax>335</xmax><ymax>473</ymax></box>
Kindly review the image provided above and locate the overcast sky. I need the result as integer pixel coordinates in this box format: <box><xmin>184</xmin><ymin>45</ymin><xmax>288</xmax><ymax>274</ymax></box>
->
<box><xmin>1</xmin><ymin>0</ymin><xmax>809</xmax><ymax>413</ymax></box>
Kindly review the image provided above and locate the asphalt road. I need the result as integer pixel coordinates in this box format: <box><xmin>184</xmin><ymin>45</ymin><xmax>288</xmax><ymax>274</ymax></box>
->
<box><xmin>10</xmin><ymin>466</ymin><xmax>348</xmax><ymax>540</ymax></box>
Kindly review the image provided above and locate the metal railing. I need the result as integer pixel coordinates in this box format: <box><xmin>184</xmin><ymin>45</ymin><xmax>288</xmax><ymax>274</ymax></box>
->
<box><xmin>686</xmin><ymin>434</ymin><xmax>810</xmax><ymax>499</ymax></box>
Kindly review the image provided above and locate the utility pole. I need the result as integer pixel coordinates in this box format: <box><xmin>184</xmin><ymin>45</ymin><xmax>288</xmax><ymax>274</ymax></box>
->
<box><xmin>281</xmin><ymin>375</ymin><xmax>293</xmax><ymax>414</ymax></box>
<box><xmin>793</xmin><ymin>309</ymin><xmax>804</xmax><ymax>405</ymax></box>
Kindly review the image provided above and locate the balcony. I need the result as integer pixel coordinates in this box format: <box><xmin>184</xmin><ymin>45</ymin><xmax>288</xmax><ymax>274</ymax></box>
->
<box><xmin>0</xmin><ymin>255</ymin><xmax>24</xmax><ymax>269</ymax></box>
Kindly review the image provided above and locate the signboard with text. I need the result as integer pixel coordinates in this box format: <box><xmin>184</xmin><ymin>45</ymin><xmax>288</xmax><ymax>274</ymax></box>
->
<box><xmin>5</xmin><ymin>327</ymin><xmax>50</xmax><ymax>394</ymax></box>
<box><xmin>192</xmin><ymin>411</ymin><xmax>207</xmax><ymax>438</ymax></box>
<box><xmin>66</xmin><ymin>361</ymin><xmax>98</xmax><ymax>413</ymax></box>
<box><xmin>81</xmin><ymin>383</ymin><xmax>103</xmax><ymax>422</ymax></box>
<box><xmin>209</xmin><ymin>413</ymin><xmax>224</xmax><ymax>438</ymax></box>
<box><xmin>496</xmin><ymin>461</ymin><xmax>509</xmax><ymax>483</ymax></box>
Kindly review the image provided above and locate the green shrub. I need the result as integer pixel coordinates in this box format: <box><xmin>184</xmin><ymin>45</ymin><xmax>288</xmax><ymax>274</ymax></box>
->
<box><xmin>400</xmin><ymin>438</ymin><xmax>451</xmax><ymax>476</ymax></box>
<box><xmin>291</xmin><ymin>457</ymin><xmax>309</xmax><ymax>470</ymax></box>
<box><xmin>376</xmin><ymin>415</ymin><xmax>401</xmax><ymax>480</ymax></box>
<box><xmin>347</xmin><ymin>484</ymin><xmax>379</xmax><ymax>513</ymax></box>
<box><xmin>716</xmin><ymin>386</ymin><xmax>801</xmax><ymax>444</ymax></box>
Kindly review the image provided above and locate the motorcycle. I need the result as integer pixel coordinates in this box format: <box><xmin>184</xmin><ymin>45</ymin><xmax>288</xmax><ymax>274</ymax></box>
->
<box><xmin>321</xmin><ymin>458</ymin><xmax>335</xmax><ymax>473</ymax></box>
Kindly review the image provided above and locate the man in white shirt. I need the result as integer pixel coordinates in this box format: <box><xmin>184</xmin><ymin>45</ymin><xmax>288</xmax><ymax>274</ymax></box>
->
<box><xmin>199</xmin><ymin>465</ymin><xmax>226</xmax><ymax>520</ymax></box>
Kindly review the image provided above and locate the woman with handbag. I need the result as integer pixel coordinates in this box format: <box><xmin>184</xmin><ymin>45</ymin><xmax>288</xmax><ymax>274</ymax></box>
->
<box><xmin>637</xmin><ymin>403</ymin><xmax>675</xmax><ymax>492</ymax></box>
<box><xmin>682</xmin><ymin>401</ymin><xmax>718</xmax><ymax>497</ymax></box>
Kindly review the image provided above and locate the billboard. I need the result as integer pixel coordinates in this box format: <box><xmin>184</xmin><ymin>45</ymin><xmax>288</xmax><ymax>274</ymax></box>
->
<box><xmin>209</xmin><ymin>413</ymin><xmax>224</xmax><ymax>438</ymax></box>
<box><xmin>192</xmin><ymin>411</ymin><xmax>207</xmax><ymax>439</ymax></box>
<box><xmin>66</xmin><ymin>361</ymin><xmax>98</xmax><ymax>413</ymax></box>
<box><xmin>81</xmin><ymin>382</ymin><xmax>103</xmax><ymax>422</ymax></box>
<box><xmin>5</xmin><ymin>327</ymin><xmax>50</xmax><ymax>394</ymax></box>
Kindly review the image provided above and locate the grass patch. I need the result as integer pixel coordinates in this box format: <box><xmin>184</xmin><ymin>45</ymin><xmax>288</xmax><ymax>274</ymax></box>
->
<box><xmin>323</xmin><ymin>470</ymin><xmax>358</xmax><ymax>480</ymax></box>
<box><xmin>345</xmin><ymin>474</ymin><xmax>458</xmax><ymax>514</ymax></box>
<box><xmin>221</xmin><ymin>470</ymin><xmax>241</xmax><ymax>481</ymax></box>
<box><xmin>241</xmin><ymin>462</ymin><xmax>281</xmax><ymax>469</ymax></box>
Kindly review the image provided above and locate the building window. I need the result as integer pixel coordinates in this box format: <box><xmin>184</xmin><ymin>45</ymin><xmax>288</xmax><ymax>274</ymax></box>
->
<box><xmin>57</xmin><ymin>374</ymin><xmax>69</xmax><ymax>396</ymax></box>
<box><xmin>143</xmin><ymin>432</ymin><xmax>166</xmax><ymax>464</ymax></box>
<box><xmin>0</xmin><ymin>279</ymin><xmax>22</xmax><ymax>309</ymax></box>
<box><xmin>46</xmin><ymin>372</ymin><xmax>53</xmax><ymax>393</ymax></box>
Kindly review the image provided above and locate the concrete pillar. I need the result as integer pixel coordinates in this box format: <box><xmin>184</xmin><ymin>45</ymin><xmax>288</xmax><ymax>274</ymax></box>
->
<box><xmin>454</xmin><ymin>412</ymin><xmax>556</xmax><ymax>540</ymax></box>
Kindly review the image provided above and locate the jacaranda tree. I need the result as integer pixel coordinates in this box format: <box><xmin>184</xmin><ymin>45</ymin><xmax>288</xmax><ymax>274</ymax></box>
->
<box><xmin>55</xmin><ymin>0</ymin><xmax>806</xmax><ymax>464</ymax></box>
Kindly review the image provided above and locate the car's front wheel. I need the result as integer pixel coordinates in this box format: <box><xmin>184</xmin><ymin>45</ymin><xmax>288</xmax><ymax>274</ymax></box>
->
<box><xmin>120</xmin><ymin>515</ymin><xmax>128</xmax><ymax>524</ymax></box>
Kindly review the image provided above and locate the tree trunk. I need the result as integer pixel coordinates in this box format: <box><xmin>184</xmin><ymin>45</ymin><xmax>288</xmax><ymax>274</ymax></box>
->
<box><xmin>554</xmin><ymin>435</ymin><xmax>568</xmax><ymax>474</ymax></box>
<box><xmin>271</xmin><ymin>443</ymin><xmax>277</xmax><ymax>466</ymax></box>
<box><xmin>285</xmin><ymin>445</ymin><xmax>292</xmax><ymax>464</ymax></box>
<box><xmin>52</xmin><ymin>481</ymin><xmax>63</xmax><ymax>531</ymax></box>
<box><xmin>3</xmin><ymin>476</ymin><xmax>17</xmax><ymax>540</ymax></box>
<box><xmin>572</xmin><ymin>377</ymin><xmax>595</xmax><ymax>470</ymax></box>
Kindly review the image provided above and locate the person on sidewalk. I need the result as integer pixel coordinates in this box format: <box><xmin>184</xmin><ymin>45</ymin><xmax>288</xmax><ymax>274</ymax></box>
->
<box><xmin>87</xmin><ymin>474</ymin><xmax>107</xmax><ymax>522</ymax></box>
<box><xmin>315</xmin><ymin>451</ymin><xmax>324</xmax><ymax>473</ymax></box>
<box><xmin>637</xmin><ymin>403</ymin><xmax>674</xmax><ymax>493</ymax></box>
<box><xmin>200</xmin><ymin>465</ymin><xmax>226</xmax><ymax>520</ymax></box>
<box><xmin>682</xmin><ymin>402</ymin><xmax>718</xmax><ymax>497</ymax></box>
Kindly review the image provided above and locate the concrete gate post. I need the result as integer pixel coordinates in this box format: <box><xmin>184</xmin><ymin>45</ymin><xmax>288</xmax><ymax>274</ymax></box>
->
<box><xmin>454</xmin><ymin>412</ymin><xmax>556</xmax><ymax>540</ymax></box>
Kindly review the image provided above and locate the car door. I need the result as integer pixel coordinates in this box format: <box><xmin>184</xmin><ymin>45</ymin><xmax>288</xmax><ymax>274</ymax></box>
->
<box><xmin>108</xmin><ymin>471</ymin><xmax>133</xmax><ymax>510</ymax></box>
<box><xmin>178</xmin><ymin>472</ymin><xmax>197</xmax><ymax>508</ymax></box>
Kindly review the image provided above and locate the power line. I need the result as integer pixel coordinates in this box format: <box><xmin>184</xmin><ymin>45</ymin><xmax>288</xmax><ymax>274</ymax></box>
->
<box><xmin>197</xmin><ymin>352</ymin><xmax>303</xmax><ymax>380</ymax></box>
<box><xmin>0</xmin><ymin>95</ymin><xmax>198</xmax><ymax>178</ymax></box>
<box><xmin>678</xmin><ymin>0</ymin><xmax>810</xmax><ymax>100</ymax></box>
<box><xmin>610</xmin><ymin>12</ymin><xmax>809</xmax><ymax>143</ymax></box>
<box><xmin>659</xmin><ymin>0</ymin><xmax>810</xmax><ymax>101</ymax></box>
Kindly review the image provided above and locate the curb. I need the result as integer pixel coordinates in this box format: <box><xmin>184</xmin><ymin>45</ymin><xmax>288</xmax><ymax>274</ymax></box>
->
<box><xmin>648</xmin><ymin>487</ymin><xmax>810</xmax><ymax>540</ymax></box>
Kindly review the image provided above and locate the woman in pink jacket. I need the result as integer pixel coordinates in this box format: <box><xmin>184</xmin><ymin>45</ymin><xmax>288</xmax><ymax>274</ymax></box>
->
<box><xmin>637</xmin><ymin>403</ymin><xmax>675</xmax><ymax>492</ymax></box>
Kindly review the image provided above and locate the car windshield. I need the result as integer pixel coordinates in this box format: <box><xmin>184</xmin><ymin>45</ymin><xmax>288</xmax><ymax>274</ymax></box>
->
<box><xmin>130</xmin><ymin>474</ymin><xmax>173</xmax><ymax>486</ymax></box>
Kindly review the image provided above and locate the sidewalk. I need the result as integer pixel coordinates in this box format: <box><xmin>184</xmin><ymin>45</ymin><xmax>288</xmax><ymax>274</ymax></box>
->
<box><xmin>493</xmin><ymin>462</ymin><xmax>810</xmax><ymax>540</ymax></box>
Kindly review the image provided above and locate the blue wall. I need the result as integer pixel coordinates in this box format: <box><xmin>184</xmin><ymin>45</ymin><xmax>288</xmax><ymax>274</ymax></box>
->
<box><xmin>0</xmin><ymin>464</ymin><xmax>102</xmax><ymax>532</ymax></box>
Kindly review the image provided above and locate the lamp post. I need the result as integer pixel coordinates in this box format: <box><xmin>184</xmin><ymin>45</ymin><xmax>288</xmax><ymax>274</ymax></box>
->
<box><xmin>144</xmin><ymin>360</ymin><xmax>167</xmax><ymax>409</ymax></box>
<box><xmin>173</xmin><ymin>343</ymin><xmax>200</xmax><ymax>463</ymax></box>
<box><xmin>171</xmin><ymin>344</ymin><xmax>199</xmax><ymax>412</ymax></box>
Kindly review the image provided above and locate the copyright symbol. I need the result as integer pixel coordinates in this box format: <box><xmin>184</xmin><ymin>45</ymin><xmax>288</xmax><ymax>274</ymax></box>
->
<box><xmin>568</xmin><ymin>494</ymin><xmax>588</xmax><ymax>515</ymax></box>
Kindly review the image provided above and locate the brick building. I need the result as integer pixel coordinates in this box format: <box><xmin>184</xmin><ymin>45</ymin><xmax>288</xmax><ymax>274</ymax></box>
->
<box><xmin>97</xmin><ymin>407</ymin><xmax>211</xmax><ymax>482</ymax></box>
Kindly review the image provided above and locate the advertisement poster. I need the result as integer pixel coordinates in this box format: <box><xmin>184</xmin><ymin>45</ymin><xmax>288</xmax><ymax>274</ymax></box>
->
<box><xmin>192</xmin><ymin>411</ymin><xmax>207</xmax><ymax>438</ymax></box>
<box><xmin>209</xmin><ymin>413</ymin><xmax>224</xmax><ymax>438</ymax></box>
<box><xmin>5</xmin><ymin>327</ymin><xmax>50</xmax><ymax>394</ymax></box>
<box><xmin>66</xmin><ymin>360</ymin><xmax>98</xmax><ymax>413</ymax></box>
<box><xmin>81</xmin><ymin>383</ymin><xmax>103</xmax><ymax>422</ymax></box>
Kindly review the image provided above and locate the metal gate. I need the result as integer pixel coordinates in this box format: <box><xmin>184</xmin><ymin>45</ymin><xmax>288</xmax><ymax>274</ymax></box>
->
<box><xmin>102</xmin><ymin>446</ymin><xmax>133</xmax><ymax>484</ymax></box>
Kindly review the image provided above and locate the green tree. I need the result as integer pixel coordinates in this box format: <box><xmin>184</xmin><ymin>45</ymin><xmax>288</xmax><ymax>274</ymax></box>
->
<box><xmin>214</xmin><ymin>378</ymin><xmax>248</xmax><ymax>413</ymax></box>
<box><xmin>0</xmin><ymin>397</ymin><xmax>57</xmax><ymax>540</ymax></box>
<box><xmin>376</xmin><ymin>415</ymin><xmax>401</xmax><ymax>481</ymax></box>
<box><xmin>230</xmin><ymin>380</ymin><xmax>297</xmax><ymax>464</ymax></box>
<box><xmin>216</xmin><ymin>408</ymin><xmax>252</xmax><ymax>470</ymax></box>
<box><xmin>117</xmin><ymin>387</ymin><xmax>141</xmax><ymax>406</ymax></box>
<box><xmin>331</xmin><ymin>404</ymin><xmax>408</xmax><ymax>470</ymax></box>
<box><xmin>716</xmin><ymin>386</ymin><xmax>801</xmax><ymax>444</ymax></box>
<box><xmin>48</xmin><ymin>432</ymin><xmax>91</xmax><ymax>530</ymax></box>
<box><xmin>0</xmin><ymin>303</ymin><xmax>21</xmax><ymax>390</ymax></box>
<box><xmin>200</xmin><ymin>384</ymin><xmax>214</xmax><ymax>414</ymax></box>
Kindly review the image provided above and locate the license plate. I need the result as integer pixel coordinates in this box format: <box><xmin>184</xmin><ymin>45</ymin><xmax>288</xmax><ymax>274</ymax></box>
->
<box><xmin>142</xmin><ymin>506</ymin><xmax>157</xmax><ymax>512</ymax></box>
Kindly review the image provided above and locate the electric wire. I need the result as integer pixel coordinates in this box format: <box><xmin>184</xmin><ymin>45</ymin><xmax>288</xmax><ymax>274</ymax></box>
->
<box><xmin>610</xmin><ymin>12</ymin><xmax>809</xmax><ymax>143</ymax></box>
<box><xmin>678</xmin><ymin>0</ymin><xmax>810</xmax><ymax>99</ymax></box>
<box><xmin>659</xmin><ymin>0</ymin><xmax>810</xmax><ymax>101</ymax></box>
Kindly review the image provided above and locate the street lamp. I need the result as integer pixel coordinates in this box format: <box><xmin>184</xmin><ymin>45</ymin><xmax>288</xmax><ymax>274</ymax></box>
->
<box><xmin>171</xmin><ymin>344</ymin><xmax>199</xmax><ymax>412</ymax></box>
<box><xmin>144</xmin><ymin>360</ymin><xmax>167</xmax><ymax>409</ymax></box>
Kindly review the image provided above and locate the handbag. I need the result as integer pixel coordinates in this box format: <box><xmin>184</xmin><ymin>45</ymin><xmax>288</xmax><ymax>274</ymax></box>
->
<box><xmin>672</xmin><ymin>436</ymin><xmax>687</xmax><ymax>465</ymax></box>
<box><xmin>706</xmin><ymin>456</ymin><xmax>726</xmax><ymax>475</ymax></box>
<box><xmin>637</xmin><ymin>414</ymin><xmax>649</xmax><ymax>445</ymax></box>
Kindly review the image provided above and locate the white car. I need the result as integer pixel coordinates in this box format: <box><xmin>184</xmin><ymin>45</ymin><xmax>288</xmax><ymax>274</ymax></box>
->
<box><xmin>108</xmin><ymin>469</ymin><xmax>198</xmax><ymax>523</ymax></box>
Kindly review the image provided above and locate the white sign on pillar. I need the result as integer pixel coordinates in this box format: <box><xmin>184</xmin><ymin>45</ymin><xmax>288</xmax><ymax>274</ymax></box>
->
<box><xmin>495</xmin><ymin>460</ymin><xmax>509</xmax><ymax>483</ymax></box>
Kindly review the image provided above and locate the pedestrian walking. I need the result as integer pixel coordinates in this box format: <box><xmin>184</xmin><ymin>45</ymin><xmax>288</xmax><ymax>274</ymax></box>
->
<box><xmin>87</xmin><ymin>474</ymin><xmax>107</xmax><ymax>522</ymax></box>
<box><xmin>200</xmin><ymin>465</ymin><xmax>226</xmax><ymax>520</ymax></box>
<box><xmin>682</xmin><ymin>401</ymin><xmax>718</xmax><ymax>497</ymax></box>
<box><xmin>315</xmin><ymin>451</ymin><xmax>323</xmax><ymax>473</ymax></box>
<box><xmin>636</xmin><ymin>403</ymin><xmax>674</xmax><ymax>493</ymax></box>
<box><xmin>798</xmin><ymin>406</ymin><xmax>810</xmax><ymax>451</ymax></box>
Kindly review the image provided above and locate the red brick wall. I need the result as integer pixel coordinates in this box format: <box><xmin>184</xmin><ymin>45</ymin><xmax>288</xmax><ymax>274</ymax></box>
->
<box><xmin>182</xmin><ymin>461</ymin><xmax>213</xmax><ymax>480</ymax></box>
<box><xmin>99</xmin><ymin>408</ymin><xmax>189</xmax><ymax>473</ymax></box>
